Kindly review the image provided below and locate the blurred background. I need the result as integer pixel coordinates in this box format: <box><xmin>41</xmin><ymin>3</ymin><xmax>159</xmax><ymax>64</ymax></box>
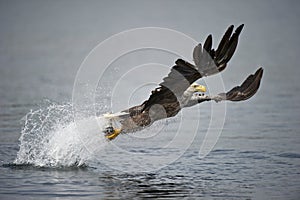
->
<box><xmin>0</xmin><ymin>0</ymin><xmax>299</xmax><ymax>199</ymax></box>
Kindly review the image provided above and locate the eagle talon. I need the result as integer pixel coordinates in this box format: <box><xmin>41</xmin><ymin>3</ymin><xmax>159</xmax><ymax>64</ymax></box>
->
<box><xmin>103</xmin><ymin>126</ymin><xmax>122</xmax><ymax>140</ymax></box>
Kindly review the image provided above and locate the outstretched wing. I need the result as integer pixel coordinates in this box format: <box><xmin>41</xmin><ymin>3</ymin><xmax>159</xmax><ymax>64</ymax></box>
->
<box><xmin>142</xmin><ymin>24</ymin><xmax>244</xmax><ymax>112</ymax></box>
<box><xmin>193</xmin><ymin>24</ymin><xmax>244</xmax><ymax>76</ymax></box>
<box><xmin>184</xmin><ymin>67</ymin><xmax>264</xmax><ymax>107</ymax></box>
<box><xmin>218</xmin><ymin>67</ymin><xmax>264</xmax><ymax>101</ymax></box>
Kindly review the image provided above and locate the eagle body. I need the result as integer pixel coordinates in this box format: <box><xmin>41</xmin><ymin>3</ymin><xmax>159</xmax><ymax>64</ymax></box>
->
<box><xmin>103</xmin><ymin>24</ymin><xmax>264</xmax><ymax>140</ymax></box>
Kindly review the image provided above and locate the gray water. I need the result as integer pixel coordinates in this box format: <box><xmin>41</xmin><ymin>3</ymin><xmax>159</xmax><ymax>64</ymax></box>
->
<box><xmin>1</xmin><ymin>0</ymin><xmax>300</xmax><ymax>199</ymax></box>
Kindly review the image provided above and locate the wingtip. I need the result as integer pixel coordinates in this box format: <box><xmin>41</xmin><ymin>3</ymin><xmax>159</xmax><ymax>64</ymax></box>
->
<box><xmin>257</xmin><ymin>67</ymin><xmax>264</xmax><ymax>72</ymax></box>
<box><xmin>235</xmin><ymin>24</ymin><xmax>244</xmax><ymax>35</ymax></box>
<box><xmin>255</xmin><ymin>67</ymin><xmax>264</xmax><ymax>78</ymax></box>
<box><xmin>226</xmin><ymin>25</ymin><xmax>234</xmax><ymax>34</ymax></box>
<box><xmin>203</xmin><ymin>34</ymin><xmax>213</xmax><ymax>51</ymax></box>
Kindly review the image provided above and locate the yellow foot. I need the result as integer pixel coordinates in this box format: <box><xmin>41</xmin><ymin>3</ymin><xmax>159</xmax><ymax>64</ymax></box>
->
<box><xmin>104</xmin><ymin>127</ymin><xmax>122</xmax><ymax>140</ymax></box>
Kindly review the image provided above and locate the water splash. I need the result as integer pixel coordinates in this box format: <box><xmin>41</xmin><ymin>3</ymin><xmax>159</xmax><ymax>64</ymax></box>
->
<box><xmin>14</xmin><ymin>100</ymin><xmax>108</xmax><ymax>168</ymax></box>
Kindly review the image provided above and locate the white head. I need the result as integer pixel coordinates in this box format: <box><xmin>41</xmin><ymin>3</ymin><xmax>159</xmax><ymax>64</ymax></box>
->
<box><xmin>181</xmin><ymin>83</ymin><xmax>207</xmax><ymax>103</ymax></box>
<box><xmin>187</xmin><ymin>83</ymin><xmax>206</xmax><ymax>93</ymax></box>
<box><xmin>180</xmin><ymin>83</ymin><xmax>206</xmax><ymax>106</ymax></box>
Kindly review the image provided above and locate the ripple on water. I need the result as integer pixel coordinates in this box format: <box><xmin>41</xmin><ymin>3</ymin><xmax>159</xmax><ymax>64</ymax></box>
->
<box><xmin>276</xmin><ymin>152</ymin><xmax>300</xmax><ymax>159</ymax></box>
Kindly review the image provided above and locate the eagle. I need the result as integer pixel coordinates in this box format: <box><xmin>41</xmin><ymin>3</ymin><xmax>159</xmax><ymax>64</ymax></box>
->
<box><xmin>103</xmin><ymin>24</ymin><xmax>264</xmax><ymax>140</ymax></box>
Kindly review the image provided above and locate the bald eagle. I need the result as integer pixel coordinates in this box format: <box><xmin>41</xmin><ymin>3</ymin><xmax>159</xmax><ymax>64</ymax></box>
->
<box><xmin>103</xmin><ymin>24</ymin><xmax>264</xmax><ymax>140</ymax></box>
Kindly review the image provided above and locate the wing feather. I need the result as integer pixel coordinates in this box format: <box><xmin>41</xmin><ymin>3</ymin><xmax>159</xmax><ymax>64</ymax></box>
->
<box><xmin>142</xmin><ymin>25</ymin><xmax>244</xmax><ymax>111</ymax></box>
<box><xmin>218</xmin><ymin>67</ymin><xmax>263</xmax><ymax>101</ymax></box>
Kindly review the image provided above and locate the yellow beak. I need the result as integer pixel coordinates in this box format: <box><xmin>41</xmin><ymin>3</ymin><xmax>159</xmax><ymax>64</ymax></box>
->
<box><xmin>194</xmin><ymin>85</ymin><xmax>206</xmax><ymax>92</ymax></box>
<box><xmin>105</xmin><ymin>128</ymin><xmax>122</xmax><ymax>140</ymax></box>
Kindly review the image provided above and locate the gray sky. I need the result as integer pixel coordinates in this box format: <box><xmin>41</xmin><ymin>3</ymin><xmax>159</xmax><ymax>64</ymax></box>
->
<box><xmin>0</xmin><ymin>0</ymin><xmax>299</xmax><ymax>103</ymax></box>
